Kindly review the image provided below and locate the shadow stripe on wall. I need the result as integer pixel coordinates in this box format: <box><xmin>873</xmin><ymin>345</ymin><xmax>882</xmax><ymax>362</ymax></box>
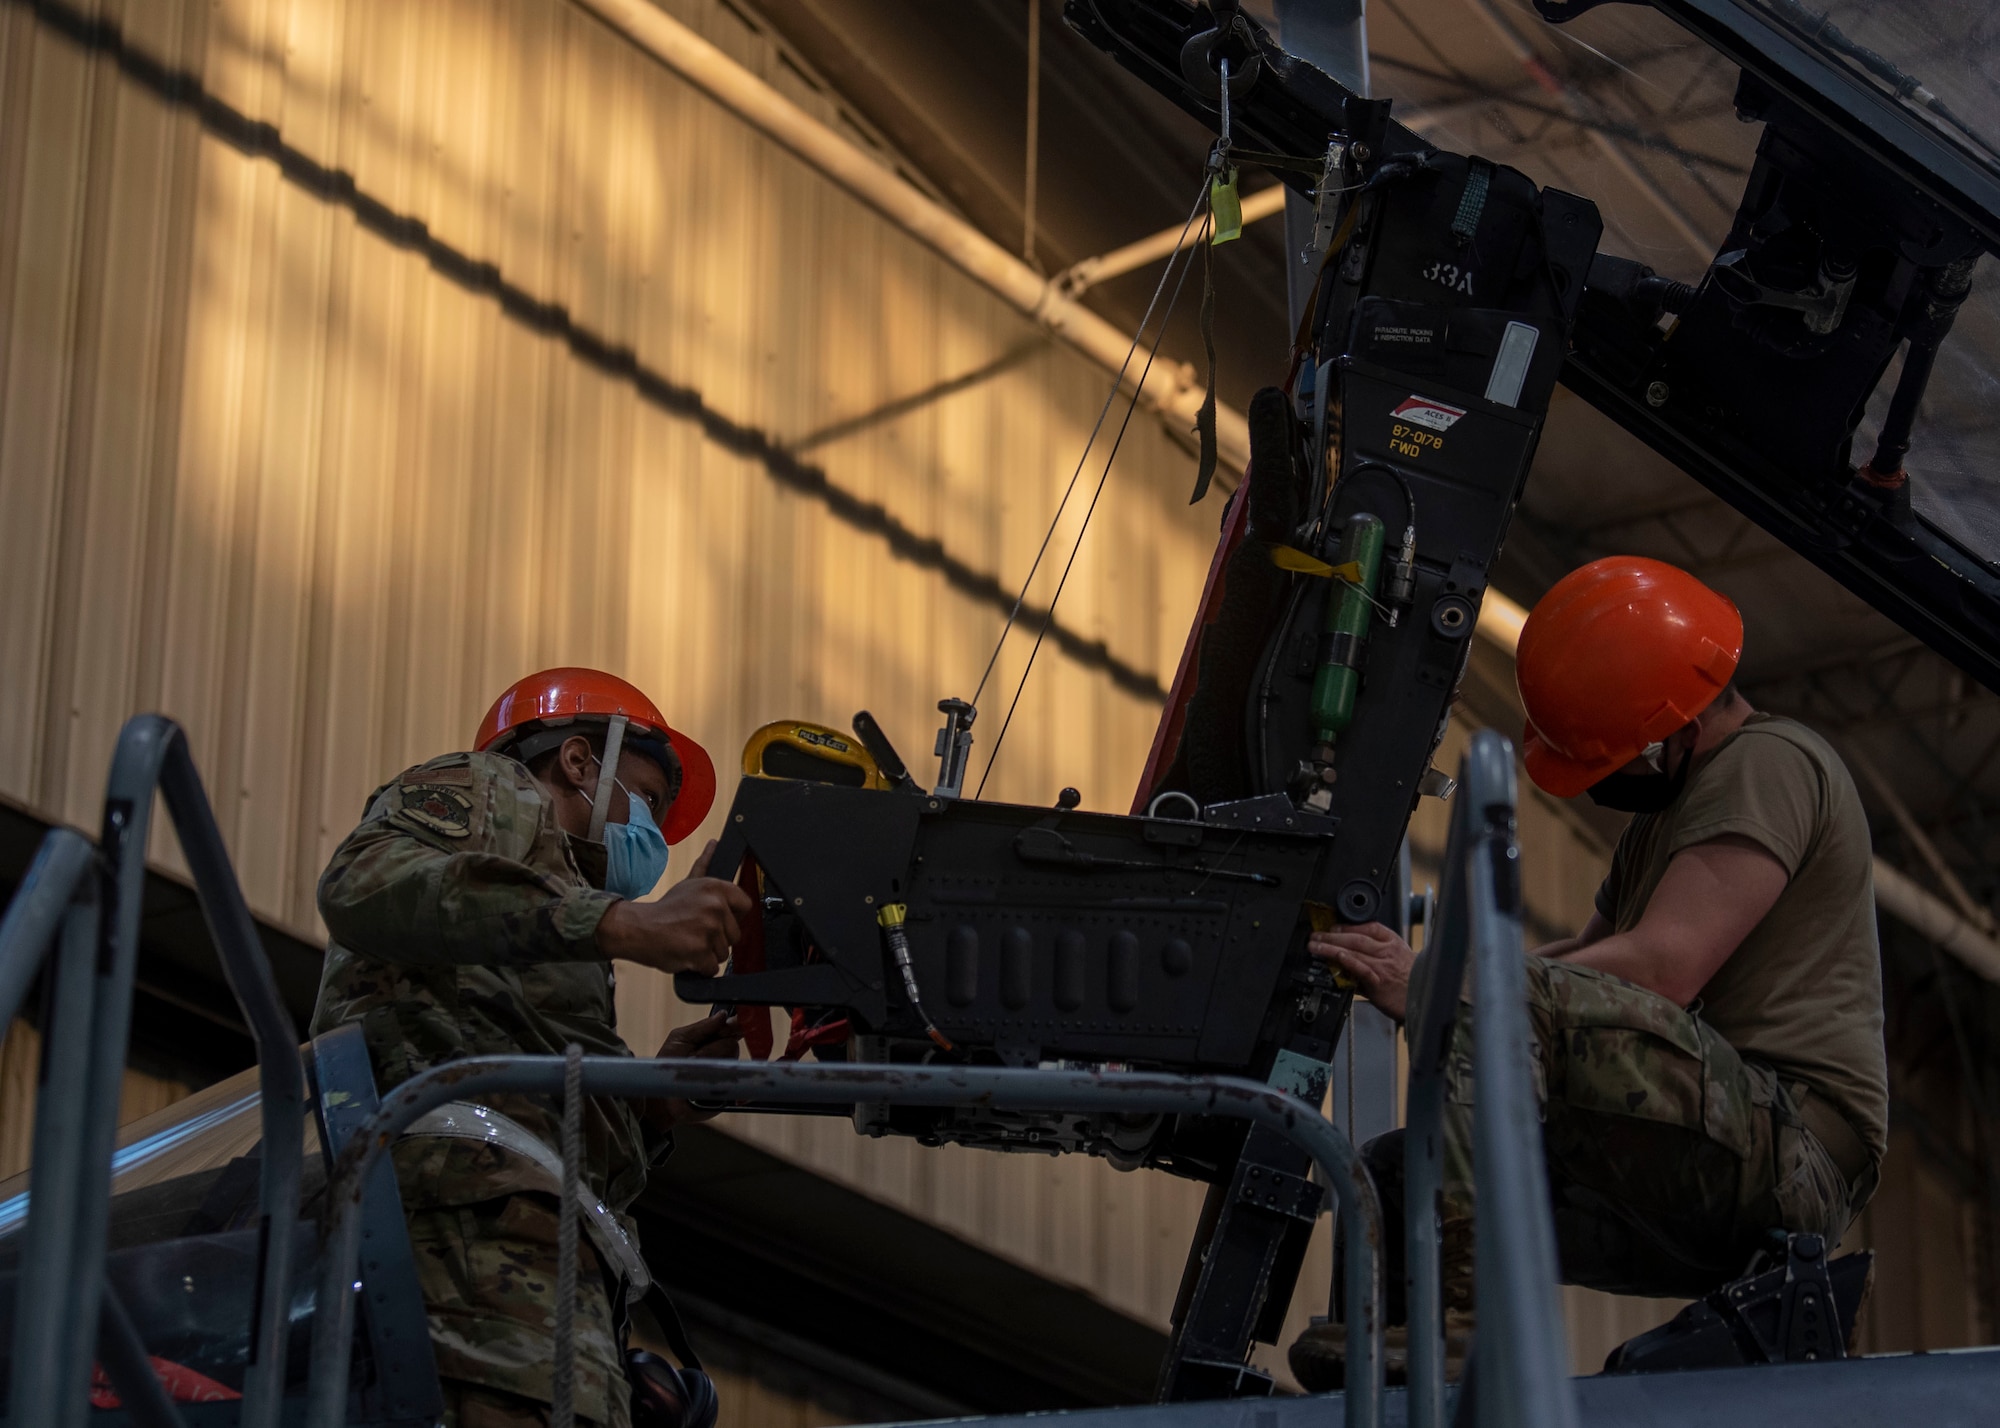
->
<box><xmin>13</xmin><ymin>0</ymin><xmax>1170</xmax><ymax>705</ymax></box>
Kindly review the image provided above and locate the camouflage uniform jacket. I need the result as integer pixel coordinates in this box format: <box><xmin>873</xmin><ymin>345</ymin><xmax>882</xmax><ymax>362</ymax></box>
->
<box><xmin>309</xmin><ymin>749</ymin><xmax>666</xmax><ymax>1214</ymax></box>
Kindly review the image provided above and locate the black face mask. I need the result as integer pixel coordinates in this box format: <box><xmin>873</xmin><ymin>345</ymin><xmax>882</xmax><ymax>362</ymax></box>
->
<box><xmin>1587</xmin><ymin>744</ymin><xmax>1693</xmax><ymax>814</ymax></box>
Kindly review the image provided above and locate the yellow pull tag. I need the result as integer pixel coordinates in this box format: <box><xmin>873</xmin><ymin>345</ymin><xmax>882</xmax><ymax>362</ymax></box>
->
<box><xmin>1304</xmin><ymin>901</ymin><xmax>1359</xmax><ymax>990</ymax></box>
<box><xmin>1210</xmin><ymin>167</ymin><xmax>1243</xmax><ymax>244</ymax></box>
<box><xmin>1272</xmin><ymin>546</ymin><xmax>1362</xmax><ymax>582</ymax></box>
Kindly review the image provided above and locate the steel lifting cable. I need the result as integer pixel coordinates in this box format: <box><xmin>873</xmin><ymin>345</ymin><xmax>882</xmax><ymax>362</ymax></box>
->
<box><xmin>976</xmin><ymin>205</ymin><xmax>1210</xmax><ymax>797</ymax></box>
<box><xmin>967</xmin><ymin>175</ymin><xmax>1215</xmax><ymax>714</ymax></box>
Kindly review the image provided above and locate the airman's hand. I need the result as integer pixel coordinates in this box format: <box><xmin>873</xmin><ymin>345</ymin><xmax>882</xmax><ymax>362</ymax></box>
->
<box><xmin>645</xmin><ymin>1011</ymin><xmax>744</xmax><ymax>1128</ymax></box>
<box><xmin>595</xmin><ymin>840</ymin><xmax>753</xmax><ymax>976</ymax></box>
<box><xmin>659</xmin><ymin>1009</ymin><xmax>743</xmax><ymax>1061</ymax></box>
<box><xmin>1308</xmin><ymin>921</ymin><xmax>1416</xmax><ymax>1023</ymax></box>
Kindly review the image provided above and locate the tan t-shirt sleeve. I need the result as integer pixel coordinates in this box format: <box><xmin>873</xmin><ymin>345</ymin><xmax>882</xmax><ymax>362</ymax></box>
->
<box><xmin>1593</xmin><ymin>836</ymin><xmax>1628</xmax><ymax>923</ymax></box>
<box><xmin>1668</xmin><ymin>734</ymin><xmax>1822</xmax><ymax>876</ymax></box>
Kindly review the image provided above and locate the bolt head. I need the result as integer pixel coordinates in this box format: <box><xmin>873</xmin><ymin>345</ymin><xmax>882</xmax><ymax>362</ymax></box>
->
<box><xmin>1646</xmin><ymin>380</ymin><xmax>1671</xmax><ymax>408</ymax></box>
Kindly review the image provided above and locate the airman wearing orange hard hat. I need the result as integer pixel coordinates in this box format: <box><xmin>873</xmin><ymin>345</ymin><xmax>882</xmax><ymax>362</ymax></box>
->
<box><xmin>1517</xmin><ymin>555</ymin><xmax>1747</xmax><ymax>805</ymax></box>
<box><xmin>1291</xmin><ymin>558</ymin><xmax>1886</xmax><ymax>1389</ymax></box>
<box><xmin>311</xmin><ymin>667</ymin><xmax>748</xmax><ymax>1427</ymax></box>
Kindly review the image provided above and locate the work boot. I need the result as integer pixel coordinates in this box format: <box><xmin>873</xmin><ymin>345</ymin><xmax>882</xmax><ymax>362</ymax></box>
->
<box><xmin>1287</xmin><ymin>1311</ymin><xmax>1474</xmax><ymax>1394</ymax></box>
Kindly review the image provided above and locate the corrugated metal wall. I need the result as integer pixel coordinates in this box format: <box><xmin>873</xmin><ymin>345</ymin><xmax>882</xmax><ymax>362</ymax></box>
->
<box><xmin>0</xmin><ymin>0</ymin><xmax>1212</xmax><ymax>934</ymax></box>
<box><xmin>0</xmin><ymin>0</ymin><xmax>1980</xmax><ymax>1403</ymax></box>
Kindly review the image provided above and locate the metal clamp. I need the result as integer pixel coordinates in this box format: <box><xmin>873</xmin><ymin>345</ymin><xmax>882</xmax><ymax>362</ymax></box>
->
<box><xmin>1318</xmin><ymin>629</ymin><xmax>1371</xmax><ymax>671</ymax></box>
<box><xmin>1236</xmin><ymin>1163</ymin><xmax>1325</xmax><ymax>1224</ymax></box>
<box><xmin>932</xmin><ymin>698</ymin><xmax>977</xmax><ymax>798</ymax></box>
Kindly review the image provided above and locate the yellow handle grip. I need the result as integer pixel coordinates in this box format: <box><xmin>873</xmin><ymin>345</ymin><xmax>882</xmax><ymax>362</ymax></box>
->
<box><xmin>1304</xmin><ymin>900</ymin><xmax>1361</xmax><ymax>992</ymax></box>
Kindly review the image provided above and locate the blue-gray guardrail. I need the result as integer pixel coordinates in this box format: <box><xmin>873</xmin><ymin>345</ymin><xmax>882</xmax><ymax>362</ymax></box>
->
<box><xmin>0</xmin><ymin>716</ymin><xmax>306</xmax><ymax>1428</ymax></box>
<box><xmin>1401</xmin><ymin>730</ymin><xmax>1577</xmax><ymax>1428</ymax></box>
<box><xmin>307</xmin><ymin>1060</ymin><xmax>1386</xmax><ymax>1428</ymax></box>
<box><xmin>1456</xmin><ymin>732</ymin><xmax>1577</xmax><ymax>1428</ymax></box>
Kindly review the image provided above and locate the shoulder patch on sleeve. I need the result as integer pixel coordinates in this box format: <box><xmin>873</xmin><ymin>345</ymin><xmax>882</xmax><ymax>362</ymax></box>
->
<box><xmin>402</xmin><ymin>752</ymin><xmax>476</xmax><ymax>787</ymax></box>
<box><xmin>422</xmin><ymin>750</ymin><xmax>557</xmax><ymax>861</ymax></box>
<box><xmin>391</xmin><ymin>784</ymin><xmax>475</xmax><ymax>839</ymax></box>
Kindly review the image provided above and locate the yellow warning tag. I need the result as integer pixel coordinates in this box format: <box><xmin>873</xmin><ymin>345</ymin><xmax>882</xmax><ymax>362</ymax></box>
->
<box><xmin>1210</xmin><ymin>167</ymin><xmax>1243</xmax><ymax>244</ymax></box>
<box><xmin>1271</xmin><ymin>546</ymin><xmax>1362</xmax><ymax>582</ymax></box>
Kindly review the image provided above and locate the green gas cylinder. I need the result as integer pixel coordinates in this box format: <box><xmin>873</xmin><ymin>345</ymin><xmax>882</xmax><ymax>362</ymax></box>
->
<box><xmin>1309</xmin><ymin>512</ymin><xmax>1386</xmax><ymax>744</ymax></box>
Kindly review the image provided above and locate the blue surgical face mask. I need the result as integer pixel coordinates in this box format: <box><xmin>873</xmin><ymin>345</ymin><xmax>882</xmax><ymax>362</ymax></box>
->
<box><xmin>582</xmin><ymin>772</ymin><xmax>671</xmax><ymax>898</ymax></box>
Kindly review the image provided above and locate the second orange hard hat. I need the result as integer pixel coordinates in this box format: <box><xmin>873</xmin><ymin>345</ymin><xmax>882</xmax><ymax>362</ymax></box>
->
<box><xmin>1517</xmin><ymin>557</ymin><xmax>1743</xmax><ymax>799</ymax></box>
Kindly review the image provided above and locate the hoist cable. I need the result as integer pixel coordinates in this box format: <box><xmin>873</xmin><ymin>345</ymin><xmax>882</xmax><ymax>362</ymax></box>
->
<box><xmin>975</xmin><ymin>210</ymin><xmax>1209</xmax><ymax>798</ymax></box>
<box><xmin>968</xmin><ymin>177</ymin><xmax>1213</xmax><ymax>712</ymax></box>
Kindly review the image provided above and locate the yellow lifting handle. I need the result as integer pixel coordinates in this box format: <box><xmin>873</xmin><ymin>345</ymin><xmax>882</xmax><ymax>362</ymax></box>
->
<box><xmin>1304</xmin><ymin>900</ymin><xmax>1361</xmax><ymax>992</ymax></box>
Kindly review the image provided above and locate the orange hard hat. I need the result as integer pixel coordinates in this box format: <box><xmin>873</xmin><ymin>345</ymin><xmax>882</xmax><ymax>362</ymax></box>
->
<box><xmin>475</xmin><ymin>667</ymin><xmax>717</xmax><ymax>844</ymax></box>
<box><xmin>1516</xmin><ymin>557</ymin><xmax>1743</xmax><ymax>799</ymax></box>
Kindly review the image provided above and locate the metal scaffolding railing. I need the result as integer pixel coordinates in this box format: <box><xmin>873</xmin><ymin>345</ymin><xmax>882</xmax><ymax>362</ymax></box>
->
<box><xmin>304</xmin><ymin>1058</ymin><xmax>1388</xmax><ymax>1428</ymax></box>
<box><xmin>0</xmin><ymin>716</ymin><xmax>306</xmax><ymax>1428</ymax></box>
<box><xmin>1403</xmin><ymin>730</ymin><xmax>1578</xmax><ymax>1428</ymax></box>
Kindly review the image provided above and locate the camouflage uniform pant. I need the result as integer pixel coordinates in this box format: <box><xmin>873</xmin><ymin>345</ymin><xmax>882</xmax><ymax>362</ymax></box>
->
<box><xmin>406</xmin><ymin>1193</ymin><xmax>630</xmax><ymax>1428</ymax></box>
<box><xmin>1363</xmin><ymin>956</ymin><xmax>1866</xmax><ymax>1319</ymax></box>
<box><xmin>439</xmin><ymin>1381</ymin><xmax>614</xmax><ymax>1428</ymax></box>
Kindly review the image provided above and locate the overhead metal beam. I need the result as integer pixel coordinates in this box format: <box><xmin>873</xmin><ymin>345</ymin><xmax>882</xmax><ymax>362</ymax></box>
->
<box><xmin>1477</xmin><ymin>587</ymin><xmax>1531</xmax><ymax>653</ymax></box>
<box><xmin>1875</xmin><ymin>859</ymin><xmax>2000</xmax><ymax>981</ymax></box>
<box><xmin>1740</xmin><ymin>635</ymin><xmax>1928</xmax><ymax>691</ymax></box>
<box><xmin>1849</xmin><ymin>744</ymin><xmax>1997</xmax><ymax>936</ymax></box>
<box><xmin>1056</xmin><ymin>184</ymin><xmax>1287</xmax><ymax>297</ymax></box>
<box><xmin>1774</xmin><ymin>688</ymin><xmax>2000</xmax><ymax>738</ymax></box>
<box><xmin>1395</xmin><ymin>74</ymin><xmax>1751</xmax><ymax>176</ymax></box>
<box><xmin>1458</xmin><ymin>0</ymin><xmax>1716</xmax><ymax>260</ymax></box>
<box><xmin>573</xmin><ymin>0</ymin><xmax>1251</xmax><ymax>471</ymax></box>
<box><xmin>1573</xmin><ymin>491</ymin><xmax>1731</xmax><ymax>539</ymax></box>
